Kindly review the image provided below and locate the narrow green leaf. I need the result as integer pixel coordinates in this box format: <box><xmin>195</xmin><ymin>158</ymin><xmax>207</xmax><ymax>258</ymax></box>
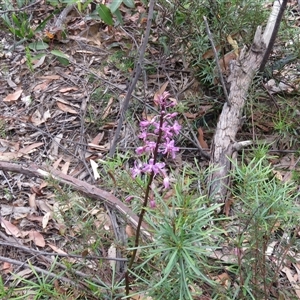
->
<box><xmin>51</xmin><ymin>50</ymin><xmax>69</xmax><ymax>59</ymax></box>
<box><xmin>109</xmin><ymin>0</ymin><xmax>122</xmax><ymax>13</ymax></box>
<box><xmin>97</xmin><ymin>4</ymin><xmax>113</xmax><ymax>25</ymax></box>
<box><xmin>123</xmin><ymin>0</ymin><xmax>135</xmax><ymax>8</ymax></box>
<box><xmin>114</xmin><ymin>8</ymin><xmax>123</xmax><ymax>25</ymax></box>
<box><xmin>57</xmin><ymin>57</ymin><xmax>70</xmax><ymax>66</ymax></box>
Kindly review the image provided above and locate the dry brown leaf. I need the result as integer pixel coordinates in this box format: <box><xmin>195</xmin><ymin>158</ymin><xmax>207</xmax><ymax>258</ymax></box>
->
<box><xmin>59</xmin><ymin>86</ymin><xmax>79</xmax><ymax>93</ymax></box>
<box><xmin>90</xmin><ymin>132</ymin><xmax>105</xmax><ymax>146</ymax></box>
<box><xmin>1</xmin><ymin>219</ymin><xmax>21</xmax><ymax>237</ymax></box>
<box><xmin>61</xmin><ymin>161</ymin><xmax>70</xmax><ymax>175</ymax></box>
<box><xmin>197</xmin><ymin>127</ymin><xmax>209</xmax><ymax>149</ymax></box>
<box><xmin>28</xmin><ymin>193</ymin><xmax>37</xmax><ymax>209</ymax></box>
<box><xmin>202</xmin><ymin>45</ymin><xmax>221</xmax><ymax>59</ymax></box>
<box><xmin>52</xmin><ymin>157</ymin><xmax>63</xmax><ymax>169</ymax></box>
<box><xmin>219</xmin><ymin>51</ymin><xmax>238</xmax><ymax>73</ymax></box>
<box><xmin>39</xmin><ymin>75</ymin><xmax>61</xmax><ymax>80</ymax></box>
<box><xmin>28</xmin><ymin>230</ymin><xmax>45</xmax><ymax>247</ymax></box>
<box><xmin>101</xmin><ymin>97</ymin><xmax>114</xmax><ymax>120</ymax></box>
<box><xmin>57</xmin><ymin>101</ymin><xmax>78</xmax><ymax>114</ymax></box>
<box><xmin>26</xmin><ymin>215</ymin><xmax>44</xmax><ymax>223</ymax></box>
<box><xmin>154</xmin><ymin>82</ymin><xmax>168</xmax><ymax>103</ymax></box>
<box><xmin>3</xmin><ymin>89</ymin><xmax>23</xmax><ymax>102</ymax></box>
<box><xmin>2</xmin><ymin>261</ymin><xmax>13</xmax><ymax>273</ymax></box>
<box><xmin>42</xmin><ymin>211</ymin><xmax>51</xmax><ymax>229</ymax></box>
<box><xmin>36</xmin><ymin>199</ymin><xmax>52</xmax><ymax>214</ymax></box>
<box><xmin>213</xmin><ymin>272</ymin><xmax>231</xmax><ymax>288</ymax></box>
<box><xmin>95</xmin><ymin>212</ymin><xmax>111</xmax><ymax>231</ymax></box>
<box><xmin>125</xmin><ymin>225</ymin><xmax>135</xmax><ymax>238</ymax></box>
<box><xmin>30</xmin><ymin>109</ymin><xmax>51</xmax><ymax>125</ymax></box>
<box><xmin>13</xmin><ymin>268</ymin><xmax>33</xmax><ymax>282</ymax></box>
<box><xmin>282</xmin><ymin>266</ymin><xmax>300</xmax><ymax>298</ymax></box>
<box><xmin>19</xmin><ymin>142</ymin><xmax>44</xmax><ymax>155</ymax></box>
<box><xmin>48</xmin><ymin>244</ymin><xmax>68</xmax><ymax>254</ymax></box>
<box><xmin>31</xmin><ymin>186</ymin><xmax>44</xmax><ymax>197</ymax></box>
<box><xmin>227</xmin><ymin>35</ymin><xmax>239</xmax><ymax>56</ymax></box>
<box><xmin>0</xmin><ymin>152</ymin><xmax>19</xmax><ymax>161</ymax></box>
<box><xmin>33</xmin><ymin>55</ymin><xmax>46</xmax><ymax>69</ymax></box>
<box><xmin>184</xmin><ymin>112</ymin><xmax>199</xmax><ymax>119</ymax></box>
<box><xmin>33</xmin><ymin>80</ymin><xmax>51</xmax><ymax>92</ymax></box>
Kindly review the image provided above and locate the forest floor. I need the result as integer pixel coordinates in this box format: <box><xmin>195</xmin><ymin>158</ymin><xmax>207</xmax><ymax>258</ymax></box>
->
<box><xmin>1</xmin><ymin>1</ymin><xmax>300</xmax><ymax>299</ymax></box>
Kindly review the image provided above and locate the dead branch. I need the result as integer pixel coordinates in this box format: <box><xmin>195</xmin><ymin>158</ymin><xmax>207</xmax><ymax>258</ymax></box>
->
<box><xmin>0</xmin><ymin>161</ymin><xmax>152</xmax><ymax>239</ymax></box>
<box><xmin>108</xmin><ymin>0</ymin><xmax>156</xmax><ymax>157</ymax></box>
<box><xmin>208</xmin><ymin>0</ymin><xmax>287</xmax><ymax>203</ymax></box>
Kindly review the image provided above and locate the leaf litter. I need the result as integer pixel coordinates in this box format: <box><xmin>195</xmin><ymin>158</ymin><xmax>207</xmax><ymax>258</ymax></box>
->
<box><xmin>0</xmin><ymin>0</ymin><xmax>300</xmax><ymax>298</ymax></box>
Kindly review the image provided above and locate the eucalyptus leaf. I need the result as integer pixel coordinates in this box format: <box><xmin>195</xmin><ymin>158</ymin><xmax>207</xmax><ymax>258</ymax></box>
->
<box><xmin>114</xmin><ymin>8</ymin><xmax>123</xmax><ymax>25</ymax></box>
<box><xmin>97</xmin><ymin>4</ymin><xmax>113</xmax><ymax>26</ymax></box>
<box><xmin>51</xmin><ymin>50</ymin><xmax>69</xmax><ymax>59</ymax></box>
<box><xmin>109</xmin><ymin>0</ymin><xmax>122</xmax><ymax>13</ymax></box>
<box><xmin>123</xmin><ymin>0</ymin><xmax>135</xmax><ymax>8</ymax></box>
<box><xmin>28</xmin><ymin>41</ymin><xmax>49</xmax><ymax>50</ymax></box>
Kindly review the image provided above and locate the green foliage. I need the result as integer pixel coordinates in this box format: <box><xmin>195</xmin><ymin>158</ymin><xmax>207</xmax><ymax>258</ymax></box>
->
<box><xmin>128</xmin><ymin>164</ymin><xmax>225</xmax><ymax>299</ymax></box>
<box><xmin>228</xmin><ymin>154</ymin><xmax>300</xmax><ymax>299</ymax></box>
<box><xmin>161</xmin><ymin>0</ymin><xmax>268</xmax><ymax>85</ymax></box>
<box><xmin>4</xmin><ymin>258</ymin><xmax>64</xmax><ymax>299</ymax></box>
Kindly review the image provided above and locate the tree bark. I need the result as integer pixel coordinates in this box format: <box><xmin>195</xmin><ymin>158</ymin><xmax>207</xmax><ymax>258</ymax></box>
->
<box><xmin>208</xmin><ymin>0</ymin><xmax>287</xmax><ymax>203</ymax></box>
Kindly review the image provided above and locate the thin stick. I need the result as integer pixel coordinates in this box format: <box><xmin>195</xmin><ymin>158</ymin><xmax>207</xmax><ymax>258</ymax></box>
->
<box><xmin>259</xmin><ymin>0</ymin><xmax>288</xmax><ymax>72</ymax></box>
<box><xmin>203</xmin><ymin>16</ymin><xmax>231</xmax><ymax>107</ymax></box>
<box><xmin>108</xmin><ymin>0</ymin><xmax>156</xmax><ymax>157</ymax></box>
<box><xmin>0</xmin><ymin>241</ymin><xmax>127</xmax><ymax>261</ymax></box>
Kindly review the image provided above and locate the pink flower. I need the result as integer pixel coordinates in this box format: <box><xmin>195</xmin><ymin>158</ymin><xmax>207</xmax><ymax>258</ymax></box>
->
<box><xmin>161</xmin><ymin>139</ymin><xmax>179</xmax><ymax>159</ymax></box>
<box><xmin>171</xmin><ymin>120</ymin><xmax>181</xmax><ymax>135</ymax></box>
<box><xmin>154</xmin><ymin>121</ymin><xmax>173</xmax><ymax>138</ymax></box>
<box><xmin>149</xmin><ymin>200</ymin><xmax>156</xmax><ymax>208</ymax></box>
<box><xmin>142</xmin><ymin>159</ymin><xmax>165</xmax><ymax>175</ymax></box>
<box><xmin>145</xmin><ymin>141</ymin><xmax>157</xmax><ymax>154</ymax></box>
<box><xmin>164</xmin><ymin>112</ymin><xmax>178</xmax><ymax>119</ymax></box>
<box><xmin>125</xmin><ymin>195</ymin><xmax>134</xmax><ymax>202</ymax></box>
<box><xmin>154</xmin><ymin>91</ymin><xmax>170</xmax><ymax>106</ymax></box>
<box><xmin>131</xmin><ymin>161</ymin><xmax>142</xmax><ymax>178</ymax></box>
<box><xmin>163</xmin><ymin>177</ymin><xmax>170</xmax><ymax>189</ymax></box>
<box><xmin>136</xmin><ymin>146</ymin><xmax>146</xmax><ymax>155</ymax></box>
<box><xmin>138</xmin><ymin>130</ymin><xmax>148</xmax><ymax>141</ymax></box>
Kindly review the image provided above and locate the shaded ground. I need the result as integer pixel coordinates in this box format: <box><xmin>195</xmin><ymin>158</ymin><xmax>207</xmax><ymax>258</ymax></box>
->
<box><xmin>1</xmin><ymin>1</ymin><xmax>300</xmax><ymax>299</ymax></box>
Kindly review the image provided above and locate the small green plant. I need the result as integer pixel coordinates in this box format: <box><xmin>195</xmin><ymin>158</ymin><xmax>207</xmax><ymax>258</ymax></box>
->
<box><xmin>25</xmin><ymin>46</ymin><xmax>33</xmax><ymax>72</ymax></box>
<box><xmin>108</xmin><ymin>50</ymin><xmax>135</xmax><ymax>73</ymax></box>
<box><xmin>130</xmin><ymin>172</ymin><xmax>224</xmax><ymax>299</ymax></box>
<box><xmin>229</xmin><ymin>153</ymin><xmax>300</xmax><ymax>299</ymax></box>
<box><xmin>7</xmin><ymin>259</ymin><xmax>64</xmax><ymax>299</ymax></box>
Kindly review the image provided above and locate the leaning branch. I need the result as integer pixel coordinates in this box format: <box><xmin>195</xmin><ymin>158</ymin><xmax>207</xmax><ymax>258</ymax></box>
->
<box><xmin>0</xmin><ymin>161</ymin><xmax>152</xmax><ymax>239</ymax></box>
<box><xmin>108</xmin><ymin>0</ymin><xmax>156</xmax><ymax>157</ymax></box>
<box><xmin>208</xmin><ymin>0</ymin><xmax>287</xmax><ymax>203</ymax></box>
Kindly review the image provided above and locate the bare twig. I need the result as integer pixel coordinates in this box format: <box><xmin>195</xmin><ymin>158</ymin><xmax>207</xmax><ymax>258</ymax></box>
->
<box><xmin>0</xmin><ymin>241</ymin><xmax>127</xmax><ymax>261</ymax></box>
<box><xmin>203</xmin><ymin>16</ymin><xmax>230</xmax><ymax>107</ymax></box>
<box><xmin>108</xmin><ymin>0</ymin><xmax>156</xmax><ymax>157</ymax></box>
<box><xmin>0</xmin><ymin>255</ymin><xmax>107</xmax><ymax>289</ymax></box>
<box><xmin>259</xmin><ymin>0</ymin><xmax>288</xmax><ymax>72</ymax></box>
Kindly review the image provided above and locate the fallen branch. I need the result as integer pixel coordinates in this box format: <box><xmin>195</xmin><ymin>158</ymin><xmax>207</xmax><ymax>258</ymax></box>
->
<box><xmin>0</xmin><ymin>161</ymin><xmax>151</xmax><ymax>239</ymax></box>
<box><xmin>208</xmin><ymin>0</ymin><xmax>288</xmax><ymax>203</ymax></box>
